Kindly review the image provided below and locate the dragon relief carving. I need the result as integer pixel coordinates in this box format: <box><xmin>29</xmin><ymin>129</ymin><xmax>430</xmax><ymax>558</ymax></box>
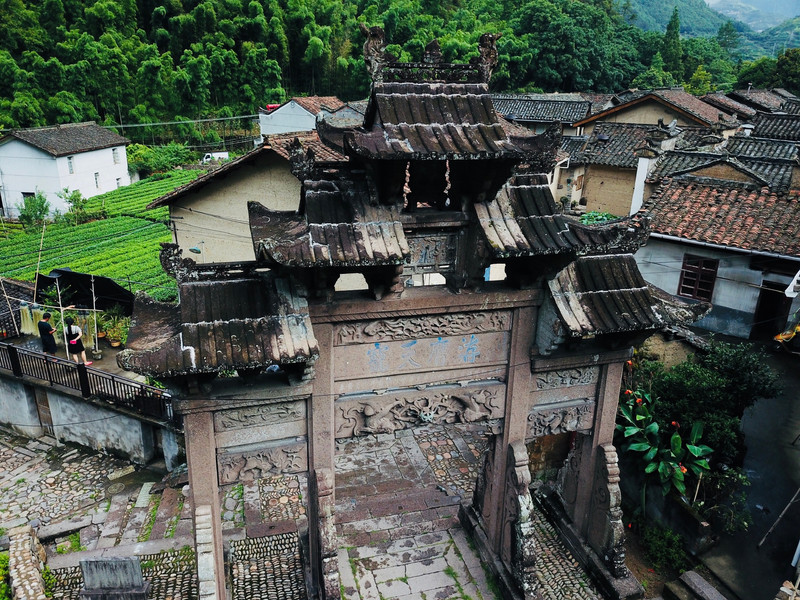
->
<box><xmin>335</xmin><ymin>312</ymin><xmax>510</xmax><ymax>345</ymax></box>
<box><xmin>337</xmin><ymin>388</ymin><xmax>501</xmax><ymax>438</ymax></box>
<box><xmin>218</xmin><ymin>445</ymin><xmax>307</xmax><ymax>484</ymax></box>
<box><xmin>527</xmin><ymin>400</ymin><xmax>595</xmax><ymax>438</ymax></box>
<box><xmin>215</xmin><ymin>402</ymin><xmax>305</xmax><ymax>431</ymax></box>
<box><xmin>534</xmin><ymin>367</ymin><xmax>599</xmax><ymax>390</ymax></box>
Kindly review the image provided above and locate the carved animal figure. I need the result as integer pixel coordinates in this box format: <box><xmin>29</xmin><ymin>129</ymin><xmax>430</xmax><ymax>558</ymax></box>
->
<box><xmin>473</xmin><ymin>32</ymin><xmax>502</xmax><ymax>80</ymax></box>
<box><xmin>356</xmin><ymin>401</ymin><xmax>402</xmax><ymax>435</ymax></box>
<box><xmin>360</xmin><ymin>23</ymin><xmax>387</xmax><ymax>78</ymax></box>
<box><xmin>455</xmin><ymin>392</ymin><xmax>491</xmax><ymax>422</ymax></box>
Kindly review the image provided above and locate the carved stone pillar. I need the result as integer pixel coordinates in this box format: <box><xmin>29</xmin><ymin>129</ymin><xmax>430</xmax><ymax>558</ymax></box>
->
<box><xmin>503</xmin><ymin>441</ymin><xmax>538</xmax><ymax>598</ymax></box>
<box><xmin>183</xmin><ymin>410</ymin><xmax>226</xmax><ymax>600</ymax></box>
<box><xmin>312</xmin><ymin>468</ymin><xmax>340</xmax><ymax>600</ymax></box>
<box><xmin>587</xmin><ymin>444</ymin><xmax>628</xmax><ymax>578</ymax></box>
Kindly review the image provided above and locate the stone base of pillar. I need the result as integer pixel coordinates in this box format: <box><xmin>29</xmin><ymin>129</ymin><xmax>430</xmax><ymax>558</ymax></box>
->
<box><xmin>537</xmin><ymin>488</ymin><xmax>644</xmax><ymax>600</ymax></box>
<box><xmin>458</xmin><ymin>503</ymin><xmax>529</xmax><ymax>600</ymax></box>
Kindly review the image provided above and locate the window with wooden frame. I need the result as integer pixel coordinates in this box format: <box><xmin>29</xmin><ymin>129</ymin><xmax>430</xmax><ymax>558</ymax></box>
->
<box><xmin>678</xmin><ymin>254</ymin><xmax>718</xmax><ymax>301</ymax></box>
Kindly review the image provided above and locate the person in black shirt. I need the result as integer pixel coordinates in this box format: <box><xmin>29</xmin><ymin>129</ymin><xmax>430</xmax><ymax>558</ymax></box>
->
<box><xmin>38</xmin><ymin>312</ymin><xmax>57</xmax><ymax>355</ymax></box>
<box><xmin>64</xmin><ymin>316</ymin><xmax>91</xmax><ymax>365</ymax></box>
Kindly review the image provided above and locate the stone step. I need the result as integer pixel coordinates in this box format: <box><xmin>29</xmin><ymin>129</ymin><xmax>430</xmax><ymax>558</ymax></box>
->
<box><xmin>664</xmin><ymin>571</ymin><xmax>730</xmax><ymax>600</ymax></box>
<box><xmin>149</xmin><ymin>487</ymin><xmax>181</xmax><ymax>540</ymax></box>
<box><xmin>97</xmin><ymin>493</ymin><xmax>130</xmax><ymax>542</ymax></box>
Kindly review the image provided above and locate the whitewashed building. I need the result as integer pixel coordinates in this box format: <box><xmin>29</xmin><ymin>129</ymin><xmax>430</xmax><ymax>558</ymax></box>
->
<box><xmin>0</xmin><ymin>122</ymin><xmax>131</xmax><ymax>217</ymax></box>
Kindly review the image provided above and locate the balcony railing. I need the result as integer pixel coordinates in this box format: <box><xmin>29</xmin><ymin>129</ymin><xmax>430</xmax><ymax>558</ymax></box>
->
<box><xmin>0</xmin><ymin>342</ymin><xmax>179</xmax><ymax>429</ymax></box>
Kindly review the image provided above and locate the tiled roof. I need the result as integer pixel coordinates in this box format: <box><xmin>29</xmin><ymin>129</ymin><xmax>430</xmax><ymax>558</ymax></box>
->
<box><xmin>1</xmin><ymin>122</ymin><xmax>129</xmax><ymax>157</ymax></box>
<box><xmin>574</xmin><ymin>89</ymin><xmax>737</xmax><ymax>128</ymax></box>
<box><xmin>728</xmin><ymin>88</ymin><xmax>786</xmax><ymax>112</ymax></box>
<box><xmin>579</xmin><ymin>93</ymin><xmax>615</xmax><ymax>114</ymax></box>
<box><xmin>673</xmin><ymin>128</ymin><xmax>724</xmax><ymax>150</ymax></box>
<box><xmin>118</xmin><ymin>275</ymin><xmax>318</xmax><ymax>376</ymax></box>
<box><xmin>583</xmin><ymin>122</ymin><xmax>651</xmax><ymax>168</ymax></box>
<box><xmin>781</xmin><ymin>98</ymin><xmax>800</xmax><ymax>115</ymax></box>
<box><xmin>346</xmin><ymin>82</ymin><xmax>534</xmax><ymax>160</ymax></box>
<box><xmin>474</xmin><ymin>174</ymin><xmax>647</xmax><ymax>258</ymax></box>
<box><xmin>561</xmin><ymin>136</ymin><xmax>588</xmax><ymax>163</ymax></box>
<box><xmin>643</xmin><ymin>178</ymin><xmax>800</xmax><ymax>257</ymax></box>
<box><xmin>266</xmin><ymin>131</ymin><xmax>348</xmax><ymax>163</ymax></box>
<box><xmin>725</xmin><ymin>135</ymin><xmax>798</xmax><ymax>160</ymax></box>
<box><xmin>752</xmin><ymin>113</ymin><xmax>800</xmax><ymax>141</ymax></box>
<box><xmin>490</xmin><ymin>95</ymin><xmax>591</xmax><ymax>124</ymax></box>
<box><xmin>646</xmin><ymin>151</ymin><xmax>793</xmax><ymax>192</ymax></box>
<box><xmin>249</xmin><ymin>172</ymin><xmax>409</xmax><ymax>267</ymax></box>
<box><xmin>292</xmin><ymin>96</ymin><xmax>346</xmax><ymax>115</ymax></box>
<box><xmin>548</xmin><ymin>254</ymin><xmax>708</xmax><ymax>337</ymax></box>
<box><xmin>701</xmin><ymin>92</ymin><xmax>757</xmax><ymax>120</ymax></box>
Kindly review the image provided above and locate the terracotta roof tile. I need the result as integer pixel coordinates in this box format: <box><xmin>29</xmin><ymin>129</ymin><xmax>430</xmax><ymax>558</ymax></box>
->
<box><xmin>292</xmin><ymin>96</ymin><xmax>346</xmax><ymax>115</ymax></box>
<box><xmin>701</xmin><ymin>92</ymin><xmax>757</xmax><ymax>120</ymax></box>
<box><xmin>1</xmin><ymin>122</ymin><xmax>129</xmax><ymax>157</ymax></box>
<box><xmin>643</xmin><ymin>178</ymin><xmax>800</xmax><ymax>257</ymax></box>
<box><xmin>728</xmin><ymin>88</ymin><xmax>787</xmax><ymax>112</ymax></box>
<box><xmin>266</xmin><ymin>131</ymin><xmax>347</xmax><ymax>163</ymax></box>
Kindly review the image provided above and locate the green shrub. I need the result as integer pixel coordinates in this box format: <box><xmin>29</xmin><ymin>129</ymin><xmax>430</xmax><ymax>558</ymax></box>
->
<box><xmin>579</xmin><ymin>210</ymin><xmax>618</xmax><ymax>224</ymax></box>
<box><xmin>16</xmin><ymin>191</ymin><xmax>50</xmax><ymax>230</ymax></box>
<box><xmin>641</xmin><ymin>522</ymin><xmax>691</xmax><ymax>573</ymax></box>
<box><xmin>0</xmin><ymin>552</ymin><xmax>10</xmax><ymax>600</ymax></box>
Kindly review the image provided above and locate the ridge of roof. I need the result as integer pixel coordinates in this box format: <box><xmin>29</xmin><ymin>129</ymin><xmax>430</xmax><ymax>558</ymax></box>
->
<box><xmin>1</xmin><ymin>122</ymin><xmax>130</xmax><ymax>157</ymax></box>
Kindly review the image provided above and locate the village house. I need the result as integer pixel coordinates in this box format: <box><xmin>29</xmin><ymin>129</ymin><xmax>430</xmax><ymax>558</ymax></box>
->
<box><xmin>148</xmin><ymin>132</ymin><xmax>346</xmax><ymax>265</ymax></box>
<box><xmin>490</xmin><ymin>93</ymin><xmax>592</xmax><ymax>135</ymax></box>
<box><xmin>0</xmin><ymin>122</ymin><xmax>130</xmax><ymax>217</ymax></box>
<box><xmin>726</xmin><ymin>87</ymin><xmax>796</xmax><ymax>114</ymax></box>
<box><xmin>258</xmin><ymin>96</ymin><xmax>366</xmax><ymax>138</ymax></box>
<box><xmin>636</xmin><ymin>176</ymin><xmax>800</xmax><ymax>339</ymax></box>
<box><xmin>118</xmin><ymin>32</ymin><xmax>706</xmax><ymax>600</ymax></box>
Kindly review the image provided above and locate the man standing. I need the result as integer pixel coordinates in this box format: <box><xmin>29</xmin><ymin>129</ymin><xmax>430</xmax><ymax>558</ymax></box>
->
<box><xmin>38</xmin><ymin>312</ymin><xmax>57</xmax><ymax>355</ymax></box>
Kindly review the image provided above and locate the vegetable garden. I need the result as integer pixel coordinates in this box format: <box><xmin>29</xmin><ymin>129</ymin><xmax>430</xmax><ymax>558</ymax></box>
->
<box><xmin>0</xmin><ymin>172</ymin><xmax>198</xmax><ymax>302</ymax></box>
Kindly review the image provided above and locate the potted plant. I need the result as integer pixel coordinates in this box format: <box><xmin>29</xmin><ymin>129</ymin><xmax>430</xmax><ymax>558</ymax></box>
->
<box><xmin>106</xmin><ymin>316</ymin><xmax>130</xmax><ymax>347</ymax></box>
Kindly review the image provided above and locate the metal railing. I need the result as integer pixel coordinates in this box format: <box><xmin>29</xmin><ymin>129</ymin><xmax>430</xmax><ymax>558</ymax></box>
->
<box><xmin>0</xmin><ymin>342</ymin><xmax>179</xmax><ymax>429</ymax></box>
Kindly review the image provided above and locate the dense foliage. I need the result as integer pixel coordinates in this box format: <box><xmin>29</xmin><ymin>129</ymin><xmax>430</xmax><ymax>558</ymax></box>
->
<box><xmin>1</xmin><ymin>0</ymin><xmax>798</xmax><ymax>133</ymax></box>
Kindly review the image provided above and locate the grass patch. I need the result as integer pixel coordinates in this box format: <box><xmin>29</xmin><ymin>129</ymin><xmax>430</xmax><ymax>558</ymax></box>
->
<box><xmin>138</xmin><ymin>495</ymin><xmax>162</xmax><ymax>542</ymax></box>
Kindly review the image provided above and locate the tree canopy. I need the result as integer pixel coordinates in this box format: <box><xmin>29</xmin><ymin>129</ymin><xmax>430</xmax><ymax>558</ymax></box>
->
<box><xmin>0</xmin><ymin>0</ymin><xmax>797</xmax><ymax>132</ymax></box>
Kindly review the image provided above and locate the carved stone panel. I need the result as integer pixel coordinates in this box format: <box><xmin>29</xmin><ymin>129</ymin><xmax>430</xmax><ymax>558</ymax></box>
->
<box><xmin>218</xmin><ymin>443</ymin><xmax>308</xmax><ymax>485</ymax></box>
<box><xmin>533</xmin><ymin>367</ymin><xmax>599</xmax><ymax>390</ymax></box>
<box><xmin>335</xmin><ymin>311</ymin><xmax>511</xmax><ymax>346</ymax></box>
<box><xmin>214</xmin><ymin>401</ymin><xmax>306</xmax><ymax>431</ymax></box>
<box><xmin>335</xmin><ymin>383</ymin><xmax>505</xmax><ymax>438</ymax></box>
<box><xmin>527</xmin><ymin>399</ymin><xmax>595</xmax><ymax>439</ymax></box>
<box><xmin>405</xmin><ymin>232</ymin><xmax>458</xmax><ymax>274</ymax></box>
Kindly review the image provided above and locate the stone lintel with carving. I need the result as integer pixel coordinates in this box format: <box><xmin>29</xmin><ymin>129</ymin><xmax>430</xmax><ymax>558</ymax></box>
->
<box><xmin>527</xmin><ymin>399</ymin><xmax>595</xmax><ymax>440</ymax></box>
<box><xmin>335</xmin><ymin>383</ymin><xmax>505</xmax><ymax>438</ymax></box>
<box><xmin>174</xmin><ymin>384</ymin><xmax>312</xmax><ymax>415</ymax></box>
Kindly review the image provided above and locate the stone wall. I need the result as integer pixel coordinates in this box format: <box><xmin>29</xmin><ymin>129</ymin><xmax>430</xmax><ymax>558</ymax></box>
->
<box><xmin>0</xmin><ymin>379</ymin><xmax>42</xmax><ymax>438</ymax></box>
<box><xmin>7</xmin><ymin>525</ymin><xmax>47</xmax><ymax>600</ymax></box>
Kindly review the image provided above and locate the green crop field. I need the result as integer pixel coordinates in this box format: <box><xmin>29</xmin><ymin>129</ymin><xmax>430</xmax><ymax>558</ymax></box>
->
<box><xmin>84</xmin><ymin>170</ymin><xmax>199</xmax><ymax>221</ymax></box>
<box><xmin>0</xmin><ymin>171</ymin><xmax>199</xmax><ymax>302</ymax></box>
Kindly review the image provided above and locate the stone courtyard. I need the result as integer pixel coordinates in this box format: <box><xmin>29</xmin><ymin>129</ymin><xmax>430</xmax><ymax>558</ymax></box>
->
<box><xmin>0</xmin><ymin>422</ymin><xmax>605</xmax><ymax>599</ymax></box>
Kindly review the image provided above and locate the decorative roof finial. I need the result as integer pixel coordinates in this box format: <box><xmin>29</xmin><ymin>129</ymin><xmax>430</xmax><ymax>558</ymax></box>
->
<box><xmin>359</xmin><ymin>23</ymin><xmax>388</xmax><ymax>82</ymax></box>
<box><xmin>474</xmin><ymin>32</ymin><xmax>502</xmax><ymax>82</ymax></box>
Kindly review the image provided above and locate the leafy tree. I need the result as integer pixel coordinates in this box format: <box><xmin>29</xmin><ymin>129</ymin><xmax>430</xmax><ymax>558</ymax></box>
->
<box><xmin>716</xmin><ymin>20</ymin><xmax>739</xmax><ymax>58</ymax></box>
<box><xmin>16</xmin><ymin>191</ymin><xmax>51</xmax><ymax>230</ymax></box>
<box><xmin>736</xmin><ymin>56</ymin><xmax>778</xmax><ymax>89</ymax></box>
<box><xmin>776</xmin><ymin>48</ymin><xmax>800</xmax><ymax>94</ymax></box>
<box><xmin>661</xmin><ymin>7</ymin><xmax>683</xmax><ymax>81</ymax></box>
<box><xmin>685</xmin><ymin>64</ymin><xmax>712</xmax><ymax>94</ymax></box>
<box><xmin>631</xmin><ymin>52</ymin><xmax>676</xmax><ymax>88</ymax></box>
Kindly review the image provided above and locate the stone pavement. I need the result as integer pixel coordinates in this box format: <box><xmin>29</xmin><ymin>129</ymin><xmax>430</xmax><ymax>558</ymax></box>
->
<box><xmin>1</xmin><ymin>422</ymin><xmax>612</xmax><ymax>600</ymax></box>
<box><xmin>335</xmin><ymin>423</ymin><xmax>604</xmax><ymax>600</ymax></box>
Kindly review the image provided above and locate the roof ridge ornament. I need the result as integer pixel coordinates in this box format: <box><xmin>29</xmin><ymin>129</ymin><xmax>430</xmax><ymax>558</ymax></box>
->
<box><xmin>289</xmin><ymin>137</ymin><xmax>317</xmax><ymax>181</ymax></box>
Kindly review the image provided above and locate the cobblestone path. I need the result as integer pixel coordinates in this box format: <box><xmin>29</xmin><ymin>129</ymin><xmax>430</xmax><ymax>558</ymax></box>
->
<box><xmin>230</xmin><ymin>532</ymin><xmax>306</xmax><ymax>600</ymax></box>
<box><xmin>50</xmin><ymin>546</ymin><xmax>198</xmax><ymax>599</ymax></box>
<box><xmin>0</xmin><ymin>429</ymin><xmax>129</xmax><ymax>529</ymax></box>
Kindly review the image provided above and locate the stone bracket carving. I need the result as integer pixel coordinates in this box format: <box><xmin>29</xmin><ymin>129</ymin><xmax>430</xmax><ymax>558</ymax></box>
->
<box><xmin>335</xmin><ymin>384</ymin><xmax>504</xmax><ymax>438</ymax></box>
<box><xmin>405</xmin><ymin>233</ymin><xmax>459</xmax><ymax>274</ymax></box>
<box><xmin>218</xmin><ymin>443</ymin><xmax>307</xmax><ymax>485</ymax></box>
<box><xmin>527</xmin><ymin>399</ymin><xmax>595</xmax><ymax>439</ymax></box>
<box><xmin>588</xmin><ymin>444</ymin><xmax>628</xmax><ymax>579</ymax></box>
<box><xmin>335</xmin><ymin>311</ymin><xmax>511</xmax><ymax>345</ymax></box>
<box><xmin>313</xmin><ymin>468</ymin><xmax>340</xmax><ymax>600</ymax></box>
<box><xmin>533</xmin><ymin>367</ymin><xmax>599</xmax><ymax>390</ymax></box>
<box><xmin>502</xmin><ymin>441</ymin><xmax>537</xmax><ymax>597</ymax></box>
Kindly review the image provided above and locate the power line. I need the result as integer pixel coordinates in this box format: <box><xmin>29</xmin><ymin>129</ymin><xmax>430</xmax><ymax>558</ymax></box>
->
<box><xmin>104</xmin><ymin>114</ymin><xmax>258</xmax><ymax>129</ymax></box>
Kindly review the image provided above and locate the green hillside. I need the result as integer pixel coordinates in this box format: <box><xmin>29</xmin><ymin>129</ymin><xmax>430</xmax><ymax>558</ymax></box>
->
<box><xmin>629</xmin><ymin>0</ymin><xmax>728</xmax><ymax>35</ymax></box>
